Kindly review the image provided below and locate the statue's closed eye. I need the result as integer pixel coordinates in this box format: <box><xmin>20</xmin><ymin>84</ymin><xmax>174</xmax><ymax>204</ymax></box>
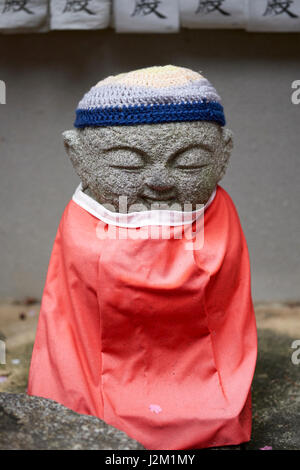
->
<box><xmin>104</xmin><ymin>147</ymin><xmax>145</xmax><ymax>170</ymax></box>
<box><xmin>172</xmin><ymin>146</ymin><xmax>211</xmax><ymax>170</ymax></box>
<box><xmin>102</xmin><ymin>145</ymin><xmax>212</xmax><ymax>171</ymax></box>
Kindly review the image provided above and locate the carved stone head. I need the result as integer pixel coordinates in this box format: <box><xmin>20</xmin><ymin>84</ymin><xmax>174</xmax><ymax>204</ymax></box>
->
<box><xmin>63</xmin><ymin>65</ymin><xmax>233</xmax><ymax>212</ymax></box>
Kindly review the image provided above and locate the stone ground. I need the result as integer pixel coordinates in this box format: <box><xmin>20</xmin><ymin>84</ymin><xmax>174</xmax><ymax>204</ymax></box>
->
<box><xmin>0</xmin><ymin>300</ymin><xmax>300</xmax><ymax>450</ymax></box>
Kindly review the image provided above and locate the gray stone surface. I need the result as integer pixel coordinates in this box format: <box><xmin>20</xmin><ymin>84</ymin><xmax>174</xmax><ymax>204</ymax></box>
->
<box><xmin>64</xmin><ymin>122</ymin><xmax>232</xmax><ymax>212</ymax></box>
<box><xmin>0</xmin><ymin>393</ymin><xmax>143</xmax><ymax>450</ymax></box>
<box><xmin>245</xmin><ymin>328</ymin><xmax>300</xmax><ymax>450</ymax></box>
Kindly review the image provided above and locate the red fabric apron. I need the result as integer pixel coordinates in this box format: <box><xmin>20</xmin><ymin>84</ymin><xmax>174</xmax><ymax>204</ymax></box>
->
<box><xmin>28</xmin><ymin>185</ymin><xmax>257</xmax><ymax>449</ymax></box>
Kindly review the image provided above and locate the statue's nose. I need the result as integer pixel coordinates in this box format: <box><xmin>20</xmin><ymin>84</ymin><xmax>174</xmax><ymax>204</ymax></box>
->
<box><xmin>144</xmin><ymin>174</ymin><xmax>174</xmax><ymax>193</ymax></box>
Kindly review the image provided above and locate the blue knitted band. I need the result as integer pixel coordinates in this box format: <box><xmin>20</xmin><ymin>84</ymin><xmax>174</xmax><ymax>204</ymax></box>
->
<box><xmin>74</xmin><ymin>101</ymin><xmax>226</xmax><ymax>128</ymax></box>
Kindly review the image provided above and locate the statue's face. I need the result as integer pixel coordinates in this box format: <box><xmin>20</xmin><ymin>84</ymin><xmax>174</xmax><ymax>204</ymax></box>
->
<box><xmin>64</xmin><ymin>121</ymin><xmax>233</xmax><ymax>212</ymax></box>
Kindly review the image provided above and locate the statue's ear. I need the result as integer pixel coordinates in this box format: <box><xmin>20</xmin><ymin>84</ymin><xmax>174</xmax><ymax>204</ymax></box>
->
<box><xmin>217</xmin><ymin>127</ymin><xmax>233</xmax><ymax>182</ymax></box>
<box><xmin>222</xmin><ymin>128</ymin><xmax>233</xmax><ymax>161</ymax></box>
<box><xmin>62</xmin><ymin>129</ymin><xmax>90</xmax><ymax>189</ymax></box>
<box><xmin>62</xmin><ymin>130</ymin><xmax>82</xmax><ymax>169</ymax></box>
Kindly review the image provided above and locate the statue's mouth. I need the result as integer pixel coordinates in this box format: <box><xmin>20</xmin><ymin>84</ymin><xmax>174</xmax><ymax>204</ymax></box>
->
<box><xmin>141</xmin><ymin>194</ymin><xmax>176</xmax><ymax>203</ymax></box>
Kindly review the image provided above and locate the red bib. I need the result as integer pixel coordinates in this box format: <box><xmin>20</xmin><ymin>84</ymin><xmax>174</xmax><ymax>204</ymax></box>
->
<box><xmin>28</xmin><ymin>186</ymin><xmax>257</xmax><ymax>449</ymax></box>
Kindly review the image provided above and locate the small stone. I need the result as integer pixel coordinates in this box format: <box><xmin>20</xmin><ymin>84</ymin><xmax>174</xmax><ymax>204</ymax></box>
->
<box><xmin>11</xmin><ymin>359</ymin><xmax>20</xmax><ymax>365</ymax></box>
<box><xmin>24</xmin><ymin>297</ymin><xmax>38</xmax><ymax>306</ymax></box>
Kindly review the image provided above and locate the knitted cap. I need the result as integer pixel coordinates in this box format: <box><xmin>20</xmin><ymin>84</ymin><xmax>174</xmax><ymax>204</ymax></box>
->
<box><xmin>74</xmin><ymin>65</ymin><xmax>225</xmax><ymax>128</ymax></box>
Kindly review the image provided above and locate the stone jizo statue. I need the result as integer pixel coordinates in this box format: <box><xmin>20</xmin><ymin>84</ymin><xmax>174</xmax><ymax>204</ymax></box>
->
<box><xmin>28</xmin><ymin>66</ymin><xmax>257</xmax><ymax>450</ymax></box>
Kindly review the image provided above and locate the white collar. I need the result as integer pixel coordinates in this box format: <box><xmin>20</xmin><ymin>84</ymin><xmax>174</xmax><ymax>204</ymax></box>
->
<box><xmin>72</xmin><ymin>183</ymin><xmax>216</xmax><ymax>228</ymax></box>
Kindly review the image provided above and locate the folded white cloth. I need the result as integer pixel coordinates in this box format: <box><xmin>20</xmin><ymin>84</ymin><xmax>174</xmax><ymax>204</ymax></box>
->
<box><xmin>113</xmin><ymin>0</ymin><xmax>180</xmax><ymax>33</ymax></box>
<box><xmin>247</xmin><ymin>0</ymin><xmax>300</xmax><ymax>32</ymax></box>
<box><xmin>0</xmin><ymin>0</ymin><xmax>48</xmax><ymax>31</ymax></box>
<box><xmin>50</xmin><ymin>0</ymin><xmax>111</xmax><ymax>30</ymax></box>
<box><xmin>180</xmin><ymin>0</ymin><xmax>247</xmax><ymax>29</ymax></box>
